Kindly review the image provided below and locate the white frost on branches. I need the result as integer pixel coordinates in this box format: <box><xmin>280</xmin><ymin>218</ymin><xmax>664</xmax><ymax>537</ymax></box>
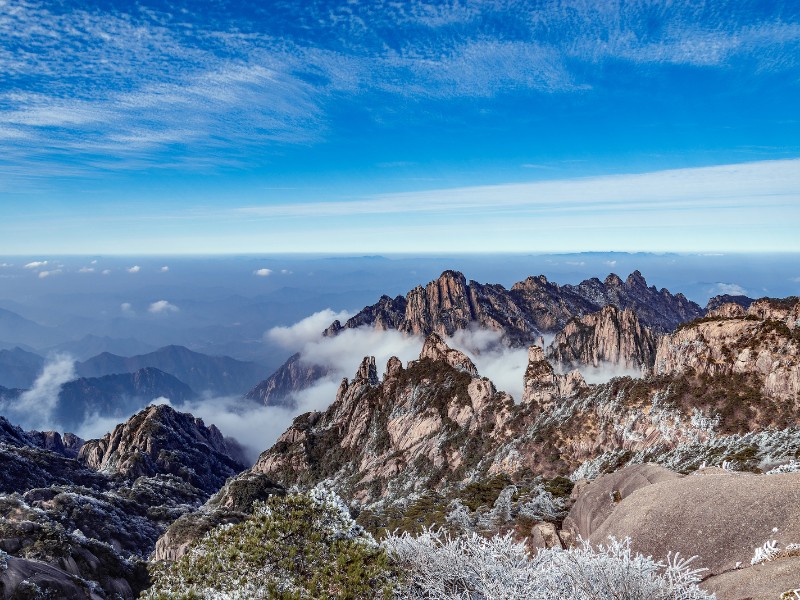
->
<box><xmin>751</xmin><ymin>539</ymin><xmax>800</xmax><ymax>565</ymax></box>
<box><xmin>766</xmin><ymin>460</ymin><xmax>800</xmax><ymax>474</ymax></box>
<box><xmin>384</xmin><ymin>529</ymin><xmax>711</xmax><ymax>599</ymax></box>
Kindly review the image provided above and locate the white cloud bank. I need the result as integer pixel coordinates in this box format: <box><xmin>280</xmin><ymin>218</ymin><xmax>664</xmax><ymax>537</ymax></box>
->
<box><xmin>0</xmin><ymin>354</ymin><xmax>76</xmax><ymax>432</ymax></box>
<box><xmin>266</xmin><ymin>309</ymin><xmax>351</xmax><ymax>350</ymax></box>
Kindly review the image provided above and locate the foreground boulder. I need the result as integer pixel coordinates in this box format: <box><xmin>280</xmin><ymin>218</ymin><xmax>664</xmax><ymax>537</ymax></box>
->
<box><xmin>565</xmin><ymin>464</ymin><xmax>800</xmax><ymax>599</ymax></box>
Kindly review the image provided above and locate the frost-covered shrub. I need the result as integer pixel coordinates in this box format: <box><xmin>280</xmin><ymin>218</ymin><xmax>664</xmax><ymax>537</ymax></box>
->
<box><xmin>143</xmin><ymin>487</ymin><xmax>398</xmax><ymax>599</ymax></box>
<box><xmin>384</xmin><ymin>529</ymin><xmax>711</xmax><ymax>600</ymax></box>
<box><xmin>751</xmin><ymin>540</ymin><xmax>800</xmax><ymax>565</ymax></box>
<box><xmin>516</xmin><ymin>485</ymin><xmax>567</xmax><ymax>521</ymax></box>
<box><xmin>767</xmin><ymin>460</ymin><xmax>800</xmax><ymax>474</ymax></box>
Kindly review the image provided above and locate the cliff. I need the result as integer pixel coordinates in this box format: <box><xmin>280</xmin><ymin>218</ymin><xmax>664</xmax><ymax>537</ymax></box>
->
<box><xmin>547</xmin><ymin>305</ymin><xmax>657</xmax><ymax>371</ymax></box>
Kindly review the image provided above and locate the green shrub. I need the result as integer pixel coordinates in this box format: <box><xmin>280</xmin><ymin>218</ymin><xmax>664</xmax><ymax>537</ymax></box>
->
<box><xmin>143</xmin><ymin>489</ymin><xmax>398</xmax><ymax>599</ymax></box>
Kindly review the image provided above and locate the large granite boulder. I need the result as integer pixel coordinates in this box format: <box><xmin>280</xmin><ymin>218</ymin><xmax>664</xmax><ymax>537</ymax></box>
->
<box><xmin>566</xmin><ymin>465</ymin><xmax>800</xmax><ymax>598</ymax></box>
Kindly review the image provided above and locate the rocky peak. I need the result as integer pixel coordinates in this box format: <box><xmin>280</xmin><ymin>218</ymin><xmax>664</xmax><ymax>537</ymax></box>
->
<box><xmin>547</xmin><ymin>305</ymin><xmax>657</xmax><ymax>371</ymax></box>
<box><xmin>706</xmin><ymin>302</ymin><xmax>746</xmax><ymax>319</ymax></box>
<box><xmin>625</xmin><ymin>270</ymin><xmax>647</xmax><ymax>288</ymax></box>
<box><xmin>326</xmin><ymin>269</ymin><xmax>702</xmax><ymax>345</ymax></box>
<box><xmin>522</xmin><ymin>346</ymin><xmax>587</xmax><ymax>411</ymax></box>
<box><xmin>78</xmin><ymin>404</ymin><xmax>247</xmax><ymax>494</ymax></box>
<box><xmin>244</xmin><ymin>352</ymin><xmax>330</xmax><ymax>409</ymax></box>
<box><xmin>747</xmin><ymin>297</ymin><xmax>800</xmax><ymax>327</ymax></box>
<box><xmin>705</xmin><ymin>294</ymin><xmax>754</xmax><ymax>313</ymax></box>
<box><xmin>384</xmin><ymin>356</ymin><xmax>403</xmax><ymax>379</ymax></box>
<box><xmin>355</xmin><ymin>356</ymin><xmax>379</xmax><ymax>385</ymax></box>
<box><xmin>418</xmin><ymin>333</ymin><xmax>479</xmax><ymax>377</ymax></box>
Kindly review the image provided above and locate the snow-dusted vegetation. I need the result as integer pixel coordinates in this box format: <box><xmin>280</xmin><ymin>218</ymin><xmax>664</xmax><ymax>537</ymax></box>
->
<box><xmin>143</xmin><ymin>488</ymin><xmax>397</xmax><ymax>599</ymax></box>
<box><xmin>145</xmin><ymin>489</ymin><xmax>712</xmax><ymax>599</ymax></box>
<box><xmin>385</xmin><ymin>529</ymin><xmax>711</xmax><ymax>600</ymax></box>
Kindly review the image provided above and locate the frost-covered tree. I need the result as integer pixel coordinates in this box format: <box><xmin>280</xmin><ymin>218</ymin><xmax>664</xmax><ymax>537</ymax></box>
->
<box><xmin>143</xmin><ymin>487</ymin><xmax>397</xmax><ymax>599</ymax></box>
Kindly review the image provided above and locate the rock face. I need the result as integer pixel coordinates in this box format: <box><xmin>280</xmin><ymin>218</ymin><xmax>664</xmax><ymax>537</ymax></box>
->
<box><xmin>326</xmin><ymin>269</ymin><xmax>702</xmax><ymax>343</ymax></box>
<box><xmin>79</xmin><ymin>404</ymin><xmax>246</xmax><ymax>494</ymax></box>
<box><xmin>245</xmin><ymin>352</ymin><xmax>331</xmax><ymax>409</ymax></box>
<box><xmin>706</xmin><ymin>294</ymin><xmax>755</xmax><ymax>313</ymax></box>
<box><xmin>655</xmin><ymin>297</ymin><xmax>800</xmax><ymax>401</ymax></box>
<box><xmin>522</xmin><ymin>346</ymin><xmax>587</xmax><ymax>413</ymax></box>
<box><xmin>547</xmin><ymin>305</ymin><xmax>657</xmax><ymax>371</ymax></box>
<box><xmin>252</xmin><ymin>334</ymin><xmax>519</xmax><ymax>504</ymax></box>
<box><xmin>566</xmin><ymin>466</ymin><xmax>800</xmax><ymax>591</ymax></box>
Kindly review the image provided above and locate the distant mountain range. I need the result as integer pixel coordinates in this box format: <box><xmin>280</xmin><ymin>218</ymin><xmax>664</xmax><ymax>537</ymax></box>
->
<box><xmin>0</xmin><ymin>347</ymin><xmax>44</xmax><ymax>389</ymax></box>
<box><xmin>0</xmin><ymin>367</ymin><xmax>193</xmax><ymax>432</ymax></box>
<box><xmin>76</xmin><ymin>345</ymin><xmax>265</xmax><ymax>396</ymax></box>
<box><xmin>324</xmin><ymin>269</ymin><xmax>704</xmax><ymax>342</ymax></box>
<box><xmin>0</xmin><ymin>343</ymin><xmax>266</xmax><ymax>397</ymax></box>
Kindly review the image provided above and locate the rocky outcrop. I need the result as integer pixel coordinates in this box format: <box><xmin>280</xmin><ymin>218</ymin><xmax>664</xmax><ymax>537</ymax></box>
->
<box><xmin>326</xmin><ymin>269</ymin><xmax>703</xmax><ymax>344</ymax></box>
<box><xmin>702</xmin><ymin>556</ymin><xmax>800</xmax><ymax>600</ymax></box>
<box><xmin>706</xmin><ymin>294</ymin><xmax>755</xmax><ymax>313</ymax></box>
<box><xmin>562</xmin><ymin>464</ymin><xmax>680</xmax><ymax>541</ymax></box>
<box><xmin>417</xmin><ymin>333</ymin><xmax>479</xmax><ymax>377</ymax></box>
<box><xmin>566</xmin><ymin>466</ymin><xmax>800</xmax><ymax>595</ymax></box>
<box><xmin>151</xmin><ymin>471</ymin><xmax>284</xmax><ymax>562</ymax></box>
<box><xmin>245</xmin><ymin>352</ymin><xmax>330</xmax><ymax>409</ymax></box>
<box><xmin>252</xmin><ymin>334</ymin><xmax>517</xmax><ymax>504</ymax></box>
<box><xmin>79</xmin><ymin>404</ymin><xmax>246</xmax><ymax>494</ymax></box>
<box><xmin>547</xmin><ymin>305</ymin><xmax>657</xmax><ymax>371</ymax></box>
<box><xmin>0</xmin><ymin>404</ymin><xmax>251</xmax><ymax>598</ymax></box>
<box><xmin>1</xmin><ymin>555</ymin><xmax>109</xmax><ymax>600</ymax></box>
<box><xmin>522</xmin><ymin>346</ymin><xmax>587</xmax><ymax>412</ymax></box>
<box><xmin>655</xmin><ymin>297</ymin><xmax>800</xmax><ymax>401</ymax></box>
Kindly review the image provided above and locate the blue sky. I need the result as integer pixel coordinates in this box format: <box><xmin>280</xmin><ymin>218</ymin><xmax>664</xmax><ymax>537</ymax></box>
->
<box><xmin>1</xmin><ymin>0</ymin><xmax>799</xmax><ymax>254</ymax></box>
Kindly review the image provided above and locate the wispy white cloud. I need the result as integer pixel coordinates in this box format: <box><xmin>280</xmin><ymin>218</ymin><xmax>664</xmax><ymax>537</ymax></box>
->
<box><xmin>127</xmin><ymin>265</ymin><xmax>141</xmax><ymax>273</ymax></box>
<box><xmin>253</xmin><ymin>268</ymin><xmax>272</xmax><ymax>277</ymax></box>
<box><xmin>37</xmin><ymin>269</ymin><xmax>61</xmax><ymax>279</ymax></box>
<box><xmin>266</xmin><ymin>309</ymin><xmax>352</xmax><ymax>350</ymax></box>
<box><xmin>235</xmin><ymin>159</ymin><xmax>800</xmax><ymax>219</ymax></box>
<box><xmin>1</xmin><ymin>0</ymin><xmax>797</xmax><ymax>181</ymax></box>
<box><xmin>0</xmin><ymin>354</ymin><xmax>76</xmax><ymax>432</ymax></box>
<box><xmin>711</xmin><ymin>283</ymin><xmax>749</xmax><ymax>296</ymax></box>
<box><xmin>24</xmin><ymin>260</ymin><xmax>48</xmax><ymax>269</ymax></box>
<box><xmin>148</xmin><ymin>300</ymin><xmax>179</xmax><ymax>314</ymax></box>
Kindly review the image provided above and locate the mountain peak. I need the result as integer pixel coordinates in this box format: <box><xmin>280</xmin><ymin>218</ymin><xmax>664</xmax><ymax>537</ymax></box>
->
<box><xmin>418</xmin><ymin>333</ymin><xmax>478</xmax><ymax>377</ymax></box>
<box><xmin>625</xmin><ymin>270</ymin><xmax>647</xmax><ymax>288</ymax></box>
<box><xmin>78</xmin><ymin>404</ymin><xmax>246</xmax><ymax>493</ymax></box>
<box><xmin>604</xmin><ymin>273</ymin><xmax>624</xmax><ymax>287</ymax></box>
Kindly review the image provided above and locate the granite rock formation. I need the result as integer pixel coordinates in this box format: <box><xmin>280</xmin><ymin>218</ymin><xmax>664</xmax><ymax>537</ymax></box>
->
<box><xmin>546</xmin><ymin>305</ymin><xmax>657</xmax><ymax>372</ymax></box>
<box><xmin>655</xmin><ymin>297</ymin><xmax>800</xmax><ymax>401</ymax></box>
